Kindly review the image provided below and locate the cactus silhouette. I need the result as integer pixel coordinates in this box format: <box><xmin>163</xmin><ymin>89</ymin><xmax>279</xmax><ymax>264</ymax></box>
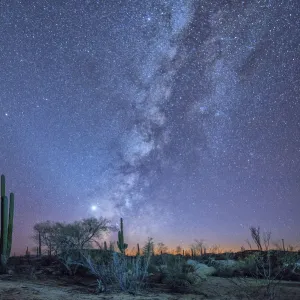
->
<box><xmin>0</xmin><ymin>175</ymin><xmax>15</xmax><ymax>271</ymax></box>
<box><xmin>117</xmin><ymin>218</ymin><xmax>128</xmax><ymax>254</ymax></box>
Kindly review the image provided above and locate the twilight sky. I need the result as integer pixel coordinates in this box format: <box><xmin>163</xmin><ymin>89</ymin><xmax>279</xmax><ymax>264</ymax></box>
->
<box><xmin>0</xmin><ymin>0</ymin><xmax>299</xmax><ymax>254</ymax></box>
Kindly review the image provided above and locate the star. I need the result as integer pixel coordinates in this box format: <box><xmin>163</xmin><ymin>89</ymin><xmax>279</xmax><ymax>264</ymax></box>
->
<box><xmin>91</xmin><ymin>205</ymin><xmax>97</xmax><ymax>211</ymax></box>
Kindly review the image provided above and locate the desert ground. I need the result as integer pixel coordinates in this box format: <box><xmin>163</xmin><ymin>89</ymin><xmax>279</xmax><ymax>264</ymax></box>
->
<box><xmin>1</xmin><ymin>273</ymin><xmax>300</xmax><ymax>300</ymax></box>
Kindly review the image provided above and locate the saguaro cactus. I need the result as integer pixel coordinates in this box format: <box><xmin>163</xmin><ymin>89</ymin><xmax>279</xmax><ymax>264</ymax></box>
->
<box><xmin>0</xmin><ymin>175</ymin><xmax>15</xmax><ymax>271</ymax></box>
<box><xmin>117</xmin><ymin>218</ymin><xmax>128</xmax><ymax>255</ymax></box>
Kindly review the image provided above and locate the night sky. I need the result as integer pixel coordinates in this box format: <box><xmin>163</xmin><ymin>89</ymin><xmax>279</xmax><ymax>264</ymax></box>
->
<box><xmin>1</xmin><ymin>0</ymin><xmax>299</xmax><ymax>254</ymax></box>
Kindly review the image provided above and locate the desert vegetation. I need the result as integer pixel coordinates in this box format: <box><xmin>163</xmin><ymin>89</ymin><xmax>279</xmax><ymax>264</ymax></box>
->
<box><xmin>1</xmin><ymin>174</ymin><xmax>300</xmax><ymax>300</ymax></box>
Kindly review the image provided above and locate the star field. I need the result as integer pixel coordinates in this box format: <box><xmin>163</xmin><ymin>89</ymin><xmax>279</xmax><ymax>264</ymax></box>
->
<box><xmin>0</xmin><ymin>0</ymin><xmax>299</xmax><ymax>253</ymax></box>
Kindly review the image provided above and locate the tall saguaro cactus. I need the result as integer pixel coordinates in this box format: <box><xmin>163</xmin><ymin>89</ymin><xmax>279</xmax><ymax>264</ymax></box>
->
<box><xmin>117</xmin><ymin>218</ymin><xmax>128</xmax><ymax>255</ymax></box>
<box><xmin>0</xmin><ymin>175</ymin><xmax>15</xmax><ymax>271</ymax></box>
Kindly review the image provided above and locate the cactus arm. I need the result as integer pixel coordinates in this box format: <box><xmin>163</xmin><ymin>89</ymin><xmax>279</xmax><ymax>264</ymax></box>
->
<box><xmin>1</xmin><ymin>175</ymin><xmax>5</xmax><ymax>197</ymax></box>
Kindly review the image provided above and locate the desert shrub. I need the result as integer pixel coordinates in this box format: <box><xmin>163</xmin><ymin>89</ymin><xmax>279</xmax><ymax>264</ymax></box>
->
<box><xmin>209</xmin><ymin>258</ymin><xmax>245</xmax><ymax>278</ymax></box>
<box><xmin>164</xmin><ymin>269</ymin><xmax>202</xmax><ymax>293</ymax></box>
<box><xmin>278</xmin><ymin>251</ymin><xmax>300</xmax><ymax>280</ymax></box>
<box><xmin>85</xmin><ymin>249</ymin><xmax>113</xmax><ymax>265</ymax></box>
<box><xmin>196</xmin><ymin>254</ymin><xmax>211</xmax><ymax>262</ymax></box>
<box><xmin>212</xmin><ymin>264</ymin><xmax>237</xmax><ymax>278</ymax></box>
<box><xmin>78</xmin><ymin>253</ymin><xmax>115</xmax><ymax>292</ymax></box>
<box><xmin>40</xmin><ymin>255</ymin><xmax>57</xmax><ymax>266</ymax></box>
<box><xmin>182</xmin><ymin>262</ymin><xmax>195</xmax><ymax>273</ymax></box>
<box><xmin>159</xmin><ymin>255</ymin><xmax>203</xmax><ymax>293</ymax></box>
<box><xmin>58</xmin><ymin>250</ymin><xmax>81</xmax><ymax>276</ymax></box>
<box><xmin>239</xmin><ymin>252</ymin><xmax>288</xmax><ymax>280</ymax></box>
<box><xmin>239</xmin><ymin>253</ymin><xmax>261</xmax><ymax>276</ymax></box>
<box><xmin>280</xmin><ymin>251</ymin><xmax>300</xmax><ymax>269</ymax></box>
<box><xmin>229</xmin><ymin>251</ymin><xmax>290</xmax><ymax>300</ymax></box>
<box><xmin>165</xmin><ymin>275</ymin><xmax>192</xmax><ymax>293</ymax></box>
<box><xmin>150</xmin><ymin>253</ymin><xmax>170</xmax><ymax>266</ymax></box>
<box><xmin>111</xmin><ymin>252</ymin><xmax>150</xmax><ymax>294</ymax></box>
<box><xmin>79</xmin><ymin>252</ymin><xmax>151</xmax><ymax>294</ymax></box>
<box><xmin>215</xmin><ymin>252</ymin><xmax>235</xmax><ymax>260</ymax></box>
<box><xmin>160</xmin><ymin>253</ymin><xmax>185</xmax><ymax>269</ymax></box>
<box><xmin>162</xmin><ymin>255</ymin><xmax>195</xmax><ymax>275</ymax></box>
<box><xmin>58</xmin><ymin>248</ymin><xmax>113</xmax><ymax>276</ymax></box>
<box><xmin>147</xmin><ymin>263</ymin><xmax>158</xmax><ymax>274</ymax></box>
<box><xmin>8</xmin><ymin>256</ymin><xmax>21</xmax><ymax>265</ymax></box>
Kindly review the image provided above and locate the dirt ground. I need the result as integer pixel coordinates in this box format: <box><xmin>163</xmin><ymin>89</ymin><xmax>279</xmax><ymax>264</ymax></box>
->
<box><xmin>0</xmin><ymin>275</ymin><xmax>300</xmax><ymax>300</ymax></box>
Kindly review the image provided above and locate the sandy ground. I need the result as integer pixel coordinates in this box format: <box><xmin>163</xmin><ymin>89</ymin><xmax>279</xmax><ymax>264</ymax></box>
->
<box><xmin>0</xmin><ymin>275</ymin><xmax>300</xmax><ymax>300</ymax></box>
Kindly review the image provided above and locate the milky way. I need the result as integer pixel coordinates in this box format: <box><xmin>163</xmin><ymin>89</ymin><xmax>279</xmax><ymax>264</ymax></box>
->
<box><xmin>0</xmin><ymin>0</ymin><xmax>299</xmax><ymax>253</ymax></box>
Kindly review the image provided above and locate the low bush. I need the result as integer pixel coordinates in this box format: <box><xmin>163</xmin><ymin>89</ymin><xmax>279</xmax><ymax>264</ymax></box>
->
<box><xmin>159</xmin><ymin>255</ymin><xmax>203</xmax><ymax>293</ymax></box>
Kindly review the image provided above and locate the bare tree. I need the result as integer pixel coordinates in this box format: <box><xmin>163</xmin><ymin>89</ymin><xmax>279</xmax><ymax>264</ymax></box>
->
<box><xmin>32</xmin><ymin>217</ymin><xmax>116</xmax><ymax>275</ymax></box>
<box><xmin>175</xmin><ymin>245</ymin><xmax>182</xmax><ymax>255</ymax></box>
<box><xmin>250</xmin><ymin>226</ymin><xmax>262</xmax><ymax>251</ymax></box>
<box><xmin>287</xmin><ymin>244</ymin><xmax>295</xmax><ymax>252</ymax></box>
<box><xmin>209</xmin><ymin>244</ymin><xmax>222</xmax><ymax>254</ymax></box>
<box><xmin>157</xmin><ymin>242</ymin><xmax>168</xmax><ymax>254</ymax></box>
<box><xmin>191</xmin><ymin>239</ymin><xmax>206</xmax><ymax>255</ymax></box>
<box><xmin>32</xmin><ymin>221</ymin><xmax>57</xmax><ymax>255</ymax></box>
<box><xmin>55</xmin><ymin>217</ymin><xmax>116</xmax><ymax>250</ymax></box>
